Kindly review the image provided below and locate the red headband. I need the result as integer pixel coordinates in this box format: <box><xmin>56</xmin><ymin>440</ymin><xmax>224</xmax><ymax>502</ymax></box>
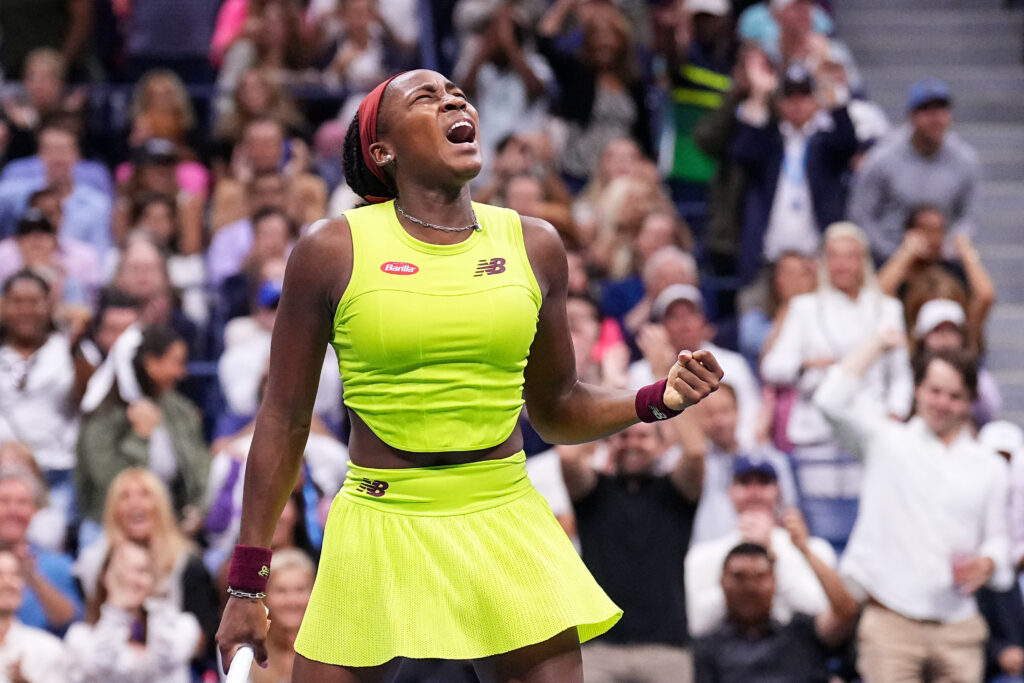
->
<box><xmin>357</xmin><ymin>73</ymin><xmax>403</xmax><ymax>202</ymax></box>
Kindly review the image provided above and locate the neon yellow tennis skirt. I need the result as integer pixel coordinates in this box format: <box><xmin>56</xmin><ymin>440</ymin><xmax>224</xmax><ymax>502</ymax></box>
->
<box><xmin>294</xmin><ymin>451</ymin><xmax>621</xmax><ymax>667</ymax></box>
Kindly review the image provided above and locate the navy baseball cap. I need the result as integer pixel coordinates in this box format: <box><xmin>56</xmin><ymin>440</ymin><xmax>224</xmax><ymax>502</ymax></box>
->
<box><xmin>733</xmin><ymin>456</ymin><xmax>778</xmax><ymax>481</ymax></box>
<box><xmin>907</xmin><ymin>78</ymin><xmax>952</xmax><ymax>112</ymax></box>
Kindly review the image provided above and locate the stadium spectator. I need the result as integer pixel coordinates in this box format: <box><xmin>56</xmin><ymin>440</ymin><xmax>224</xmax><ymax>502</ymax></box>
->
<box><xmin>216</xmin><ymin>0</ymin><xmax>315</xmax><ymax>92</ymax></box>
<box><xmin>317</xmin><ymin>0</ymin><xmax>416</xmax><ymax>92</ymax></box>
<box><xmin>978</xmin><ymin>420</ymin><xmax>1024</xmax><ymax>571</ymax></box>
<box><xmin>456</xmin><ymin>3</ymin><xmax>554</xmax><ymax>183</ymax></box>
<box><xmin>538</xmin><ymin>1</ymin><xmax>654</xmax><ymax>186</ymax></box>
<box><xmin>0</xmin><ymin>468</ymin><xmax>82</xmax><ymax>635</ymax></box>
<box><xmin>208</xmin><ymin>168</ymin><xmax>290</xmax><ymax>283</ymax></box>
<box><xmin>912</xmin><ymin>298</ymin><xmax>1002</xmax><ymax>426</ymax></box>
<box><xmin>849</xmin><ymin>78</ymin><xmax>981</xmax><ymax>262</ymax></box>
<box><xmin>0</xmin><ymin>0</ymin><xmax>93</xmax><ymax>82</ymax></box>
<box><xmin>729</xmin><ymin>54</ymin><xmax>859</xmax><ymax>289</ymax></box>
<box><xmin>70</xmin><ymin>291</ymin><xmax>141</xmax><ymax>414</ymax></box>
<box><xmin>754</xmin><ymin>0</ymin><xmax>862</xmax><ymax>90</ymax></box>
<box><xmin>687</xmin><ymin>462</ymin><xmax>832</xmax><ymax>636</ymax></box>
<box><xmin>688</xmin><ymin>385</ymin><xmax>798</xmax><ymax>544</ymax></box>
<box><xmin>588</xmin><ymin>170</ymin><xmax>678</xmax><ymax>280</ymax></box>
<box><xmin>814</xmin><ymin>340</ymin><xmax>1014</xmax><ymax>682</ymax></box>
<box><xmin>216</xmin><ymin>209</ymin><xmax>293</xmax><ymax>323</ymax></box>
<box><xmin>0</xmin><ymin>49</ymin><xmax>88</xmax><ymax>164</ymax></box>
<box><xmin>109</xmin><ymin>234</ymin><xmax>201</xmax><ymax>354</ymax></box>
<box><xmin>878</xmin><ymin>207</ymin><xmax>995</xmax><ymax>354</ymax></box>
<box><xmin>497</xmin><ymin>173</ymin><xmax>576</xmax><ymax>242</ymax></box>
<box><xmin>0</xmin><ymin>120</ymin><xmax>111</xmax><ymax>253</ymax></box>
<box><xmin>561</xmin><ymin>420</ymin><xmax>703</xmax><ymax>682</ymax></box>
<box><xmin>632</xmin><ymin>283</ymin><xmax>761</xmax><ymax>448</ymax></box>
<box><xmin>691</xmin><ymin>539</ymin><xmax>859</xmax><ymax>682</ymax></box>
<box><xmin>251</xmin><ymin>549</ymin><xmax>316</xmax><ymax>683</ymax></box>
<box><xmin>0</xmin><ymin>199</ymin><xmax>102</xmax><ymax>307</ymax></box>
<box><xmin>760</xmin><ymin>222</ymin><xmax>912</xmax><ymax>542</ymax></box>
<box><xmin>65</xmin><ymin>540</ymin><xmax>201</xmax><ymax>683</ymax></box>
<box><xmin>0</xmin><ymin>443</ymin><xmax>68</xmax><ymax>552</ymax></box>
<box><xmin>204</xmin><ymin>404</ymin><xmax>346</xmax><ymax>577</ymax></box>
<box><xmin>122</xmin><ymin>70</ymin><xmax>203</xmax><ymax>160</ymax></box>
<box><xmin>213</xmin><ymin>66</ymin><xmax>307</xmax><ymax>152</ymax></box>
<box><xmin>0</xmin><ymin>270</ymin><xmax>80</xmax><ymax>522</ymax></box>
<box><xmin>73</xmin><ymin>468</ymin><xmax>217</xmax><ymax>663</ymax></box>
<box><xmin>113</xmin><ymin>139</ymin><xmax>205</xmax><ymax>256</ymax></box>
<box><xmin>216</xmin><ymin>262</ymin><xmax>343</xmax><ymax>431</ymax></box>
<box><xmin>738</xmin><ymin>249</ymin><xmax>816</xmax><ymax>370</ymax></box>
<box><xmin>656</xmin><ymin>0</ymin><xmax>737</xmax><ymax>198</ymax></box>
<box><xmin>572</xmin><ymin>137</ymin><xmax>644</xmax><ymax>240</ymax></box>
<box><xmin>75</xmin><ymin>325</ymin><xmax>209</xmax><ymax>528</ymax></box>
<box><xmin>0</xmin><ymin>547</ymin><xmax>66</xmax><ymax>682</ymax></box>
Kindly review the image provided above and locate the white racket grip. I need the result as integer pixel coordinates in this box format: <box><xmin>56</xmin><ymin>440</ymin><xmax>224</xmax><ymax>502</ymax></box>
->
<box><xmin>226</xmin><ymin>645</ymin><xmax>255</xmax><ymax>683</ymax></box>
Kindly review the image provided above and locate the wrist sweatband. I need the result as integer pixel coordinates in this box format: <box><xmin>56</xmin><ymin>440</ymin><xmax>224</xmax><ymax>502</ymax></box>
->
<box><xmin>635</xmin><ymin>379</ymin><xmax>682</xmax><ymax>423</ymax></box>
<box><xmin>228</xmin><ymin>545</ymin><xmax>272</xmax><ymax>593</ymax></box>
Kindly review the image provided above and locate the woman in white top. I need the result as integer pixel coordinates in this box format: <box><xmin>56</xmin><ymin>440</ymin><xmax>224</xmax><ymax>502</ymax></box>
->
<box><xmin>0</xmin><ymin>270</ymin><xmax>79</xmax><ymax>542</ymax></box>
<box><xmin>65</xmin><ymin>540</ymin><xmax>200</xmax><ymax>683</ymax></box>
<box><xmin>760</xmin><ymin>222</ymin><xmax>912</xmax><ymax>541</ymax></box>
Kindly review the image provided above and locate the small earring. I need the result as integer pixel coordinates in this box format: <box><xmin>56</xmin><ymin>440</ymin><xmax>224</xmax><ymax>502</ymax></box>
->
<box><xmin>383</xmin><ymin>155</ymin><xmax>393</xmax><ymax>163</ymax></box>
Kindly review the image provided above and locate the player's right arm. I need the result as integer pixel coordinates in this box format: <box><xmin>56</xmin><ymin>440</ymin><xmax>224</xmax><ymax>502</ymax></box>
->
<box><xmin>216</xmin><ymin>217</ymin><xmax>351</xmax><ymax>672</ymax></box>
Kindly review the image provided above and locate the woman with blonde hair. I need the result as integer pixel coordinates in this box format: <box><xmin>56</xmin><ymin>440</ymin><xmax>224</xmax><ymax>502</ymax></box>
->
<box><xmin>760</xmin><ymin>222</ymin><xmax>913</xmax><ymax>544</ymax></box>
<box><xmin>73</xmin><ymin>468</ymin><xmax>218</xmax><ymax>668</ymax></box>
<box><xmin>118</xmin><ymin>70</ymin><xmax>209</xmax><ymax>204</ymax></box>
<box><xmin>128</xmin><ymin>70</ymin><xmax>197</xmax><ymax>147</ymax></box>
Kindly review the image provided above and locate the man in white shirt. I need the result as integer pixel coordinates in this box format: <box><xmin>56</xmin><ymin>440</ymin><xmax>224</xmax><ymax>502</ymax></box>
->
<box><xmin>685</xmin><ymin>456</ymin><xmax>836</xmax><ymax>637</ymax></box>
<box><xmin>814</xmin><ymin>336</ymin><xmax>1012</xmax><ymax>681</ymax></box>
<box><xmin>630</xmin><ymin>284</ymin><xmax>761</xmax><ymax>449</ymax></box>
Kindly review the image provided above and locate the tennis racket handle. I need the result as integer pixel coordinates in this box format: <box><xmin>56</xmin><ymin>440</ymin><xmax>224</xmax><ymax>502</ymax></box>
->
<box><xmin>226</xmin><ymin>645</ymin><xmax>256</xmax><ymax>683</ymax></box>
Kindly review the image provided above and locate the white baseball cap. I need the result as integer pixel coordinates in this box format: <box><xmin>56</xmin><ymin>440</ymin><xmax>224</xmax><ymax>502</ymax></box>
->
<box><xmin>686</xmin><ymin>0</ymin><xmax>730</xmax><ymax>16</ymax></box>
<box><xmin>914</xmin><ymin>299</ymin><xmax>965</xmax><ymax>337</ymax></box>
<box><xmin>652</xmin><ymin>284</ymin><xmax>704</xmax><ymax>321</ymax></box>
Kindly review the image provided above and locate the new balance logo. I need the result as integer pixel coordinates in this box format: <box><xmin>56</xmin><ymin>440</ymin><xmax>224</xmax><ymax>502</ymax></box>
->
<box><xmin>258</xmin><ymin>565</ymin><xmax>270</xmax><ymax>577</ymax></box>
<box><xmin>474</xmin><ymin>257</ymin><xmax>506</xmax><ymax>276</ymax></box>
<box><xmin>356</xmin><ymin>479</ymin><xmax>390</xmax><ymax>497</ymax></box>
<box><xmin>649</xmin><ymin>405</ymin><xmax>668</xmax><ymax>421</ymax></box>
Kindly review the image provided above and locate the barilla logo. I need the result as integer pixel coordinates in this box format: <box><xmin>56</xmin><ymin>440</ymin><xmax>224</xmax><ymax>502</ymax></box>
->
<box><xmin>381</xmin><ymin>262</ymin><xmax>419</xmax><ymax>275</ymax></box>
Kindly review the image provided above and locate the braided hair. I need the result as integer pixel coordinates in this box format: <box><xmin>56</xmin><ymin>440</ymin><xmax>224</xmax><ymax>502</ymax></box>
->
<box><xmin>342</xmin><ymin>112</ymin><xmax>397</xmax><ymax>202</ymax></box>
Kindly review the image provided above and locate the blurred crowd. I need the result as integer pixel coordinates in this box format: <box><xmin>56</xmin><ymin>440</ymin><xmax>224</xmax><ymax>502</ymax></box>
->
<box><xmin>0</xmin><ymin>0</ymin><xmax>1021</xmax><ymax>681</ymax></box>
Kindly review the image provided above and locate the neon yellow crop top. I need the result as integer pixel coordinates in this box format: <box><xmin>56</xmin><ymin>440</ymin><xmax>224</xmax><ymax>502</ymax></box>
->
<box><xmin>331</xmin><ymin>200</ymin><xmax>542</xmax><ymax>452</ymax></box>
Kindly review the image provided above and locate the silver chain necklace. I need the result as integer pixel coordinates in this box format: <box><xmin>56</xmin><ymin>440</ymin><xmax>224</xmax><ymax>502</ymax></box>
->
<box><xmin>395</xmin><ymin>201</ymin><xmax>481</xmax><ymax>232</ymax></box>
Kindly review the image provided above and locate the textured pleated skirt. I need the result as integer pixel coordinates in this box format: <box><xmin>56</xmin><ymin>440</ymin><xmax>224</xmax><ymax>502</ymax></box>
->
<box><xmin>294</xmin><ymin>451</ymin><xmax>621</xmax><ymax>667</ymax></box>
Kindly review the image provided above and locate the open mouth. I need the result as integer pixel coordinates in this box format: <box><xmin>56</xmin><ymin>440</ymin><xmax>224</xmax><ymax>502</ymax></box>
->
<box><xmin>445</xmin><ymin>120</ymin><xmax>476</xmax><ymax>144</ymax></box>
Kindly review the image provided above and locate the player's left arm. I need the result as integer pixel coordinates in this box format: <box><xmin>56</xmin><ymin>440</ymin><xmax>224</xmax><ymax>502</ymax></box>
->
<box><xmin>521</xmin><ymin>216</ymin><xmax>722</xmax><ymax>445</ymax></box>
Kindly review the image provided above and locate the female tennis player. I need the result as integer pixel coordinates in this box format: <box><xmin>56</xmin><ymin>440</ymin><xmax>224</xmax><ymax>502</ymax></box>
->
<box><xmin>216</xmin><ymin>69</ymin><xmax>723</xmax><ymax>683</ymax></box>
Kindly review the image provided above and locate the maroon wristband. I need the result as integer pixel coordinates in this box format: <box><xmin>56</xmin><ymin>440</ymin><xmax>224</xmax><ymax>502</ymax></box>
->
<box><xmin>635</xmin><ymin>379</ymin><xmax>682</xmax><ymax>423</ymax></box>
<box><xmin>228</xmin><ymin>545</ymin><xmax>273</xmax><ymax>593</ymax></box>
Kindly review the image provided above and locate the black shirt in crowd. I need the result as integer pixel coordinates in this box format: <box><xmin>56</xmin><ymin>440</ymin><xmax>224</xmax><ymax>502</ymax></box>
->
<box><xmin>692</xmin><ymin>612</ymin><xmax>831</xmax><ymax>683</ymax></box>
<box><xmin>573</xmin><ymin>473</ymin><xmax>697</xmax><ymax>647</ymax></box>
